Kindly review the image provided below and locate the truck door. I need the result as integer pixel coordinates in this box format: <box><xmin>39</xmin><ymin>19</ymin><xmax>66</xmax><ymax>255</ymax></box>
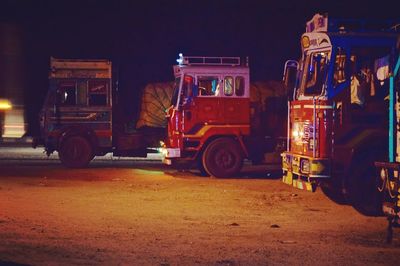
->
<box><xmin>221</xmin><ymin>75</ymin><xmax>249</xmax><ymax>124</ymax></box>
<box><xmin>184</xmin><ymin>75</ymin><xmax>221</xmax><ymax>133</ymax></box>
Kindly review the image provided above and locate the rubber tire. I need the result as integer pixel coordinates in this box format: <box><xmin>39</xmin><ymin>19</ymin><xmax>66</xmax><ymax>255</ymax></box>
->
<box><xmin>59</xmin><ymin>136</ymin><xmax>94</xmax><ymax>168</ymax></box>
<box><xmin>348</xmin><ymin>153</ymin><xmax>383</xmax><ymax>216</ymax></box>
<box><xmin>202</xmin><ymin>138</ymin><xmax>243</xmax><ymax>178</ymax></box>
<box><xmin>321</xmin><ymin>182</ymin><xmax>348</xmax><ymax>205</ymax></box>
<box><xmin>197</xmin><ymin>155</ymin><xmax>210</xmax><ymax>177</ymax></box>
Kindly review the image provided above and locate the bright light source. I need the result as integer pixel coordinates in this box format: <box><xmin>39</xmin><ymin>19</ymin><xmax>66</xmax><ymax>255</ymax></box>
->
<box><xmin>0</xmin><ymin>99</ymin><xmax>12</xmax><ymax>110</ymax></box>
<box><xmin>176</xmin><ymin>53</ymin><xmax>184</xmax><ymax>65</ymax></box>
<box><xmin>4</xmin><ymin>124</ymin><xmax>24</xmax><ymax>129</ymax></box>
<box><xmin>2</xmin><ymin>106</ymin><xmax>26</xmax><ymax>138</ymax></box>
<box><xmin>380</xmin><ymin>168</ymin><xmax>386</xmax><ymax>181</ymax></box>
<box><xmin>159</xmin><ymin>140</ymin><xmax>165</xmax><ymax>147</ymax></box>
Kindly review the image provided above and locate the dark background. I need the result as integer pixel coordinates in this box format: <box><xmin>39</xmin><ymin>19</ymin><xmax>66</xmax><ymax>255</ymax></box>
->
<box><xmin>0</xmin><ymin>0</ymin><xmax>399</xmax><ymax>135</ymax></box>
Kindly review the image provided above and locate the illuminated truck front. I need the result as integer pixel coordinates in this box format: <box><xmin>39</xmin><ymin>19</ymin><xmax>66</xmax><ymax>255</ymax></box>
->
<box><xmin>163</xmin><ymin>75</ymin><xmax>184</xmax><ymax>163</ymax></box>
<box><xmin>162</xmin><ymin>54</ymin><xmax>251</xmax><ymax>178</ymax></box>
<box><xmin>282</xmin><ymin>33</ymin><xmax>333</xmax><ymax>191</ymax></box>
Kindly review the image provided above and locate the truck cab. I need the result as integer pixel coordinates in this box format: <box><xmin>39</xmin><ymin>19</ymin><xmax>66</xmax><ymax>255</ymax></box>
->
<box><xmin>37</xmin><ymin>58</ymin><xmax>113</xmax><ymax>167</ymax></box>
<box><xmin>282</xmin><ymin>14</ymin><xmax>400</xmax><ymax>214</ymax></box>
<box><xmin>36</xmin><ymin>58</ymin><xmax>153</xmax><ymax>168</ymax></box>
<box><xmin>163</xmin><ymin>54</ymin><xmax>251</xmax><ymax>177</ymax></box>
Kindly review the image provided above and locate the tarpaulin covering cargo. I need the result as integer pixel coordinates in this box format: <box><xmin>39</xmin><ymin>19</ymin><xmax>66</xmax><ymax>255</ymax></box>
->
<box><xmin>136</xmin><ymin>82</ymin><xmax>175</xmax><ymax>129</ymax></box>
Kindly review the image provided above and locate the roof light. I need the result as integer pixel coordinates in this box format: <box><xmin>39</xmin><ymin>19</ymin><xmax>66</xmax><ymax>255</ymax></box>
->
<box><xmin>176</xmin><ymin>53</ymin><xmax>184</xmax><ymax>65</ymax></box>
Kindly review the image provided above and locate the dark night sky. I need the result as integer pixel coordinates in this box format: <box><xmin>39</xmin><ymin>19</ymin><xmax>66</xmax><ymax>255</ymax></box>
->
<box><xmin>1</xmin><ymin>0</ymin><xmax>399</xmax><ymax>134</ymax></box>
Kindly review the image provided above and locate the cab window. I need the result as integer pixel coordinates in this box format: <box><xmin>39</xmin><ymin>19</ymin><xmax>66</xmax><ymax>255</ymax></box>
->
<box><xmin>179</xmin><ymin>75</ymin><xmax>194</xmax><ymax>106</ymax></box>
<box><xmin>224</xmin><ymin>76</ymin><xmax>233</xmax><ymax>96</ymax></box>
<box><xmin>88</xmin><ymin>80</ymin><xmax>108</xmax><ymax>106</ymax></box>
<box><xmin>334</xmin><ymin>48</ymin><xmax>346</xmax><ymax>86</ymax></box>
<box><xmin>235</xmin><ymin>76</ymin><xmax>245</xmax><ymax>96</ymax></box>
<box><xmin>198</xmin><ymin>76</ymin><xmax>219</xmax><ymax>96</ymax></box>
<box><xmin>57</xmin><ymin>82</ymin><xmax>76</xmax><ymax>106</ymax></box>
<box><xmin>171</xmin><ymin>77</ymin><xmax>181</xmax><ymax>106</ymax></box>
<box><xmin>302</xmin><ymin>51</ymin><xmax>329</xmax><ymax>96</ymax></box>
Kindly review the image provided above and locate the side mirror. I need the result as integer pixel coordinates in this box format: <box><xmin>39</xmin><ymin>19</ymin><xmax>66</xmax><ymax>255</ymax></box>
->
<box><xmin>283</xmin><ymin>60</ymin><xmax>298</xmax><ymax>101</ymax></box>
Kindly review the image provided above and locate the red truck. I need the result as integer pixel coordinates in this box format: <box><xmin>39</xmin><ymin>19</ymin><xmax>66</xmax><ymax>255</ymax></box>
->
<box><xmin>281</xmin><ymin>13</ymin><xmax>400</xmax><ymax>215</ymax></box>
<box><xmin>162</xmin><ymin>54</ymin><xmax>286</xmax><ymax>177</ymax></box>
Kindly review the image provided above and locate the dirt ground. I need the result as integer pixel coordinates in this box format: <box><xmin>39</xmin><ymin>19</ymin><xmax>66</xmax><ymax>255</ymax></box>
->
<box><xmin>0</xmin><ymin>161</ymin><xmax>399</xmax><ymax>266</ymax></box>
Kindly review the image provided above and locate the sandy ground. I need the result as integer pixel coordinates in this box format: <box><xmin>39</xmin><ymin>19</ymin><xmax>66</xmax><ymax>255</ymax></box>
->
<box><xmin>0</xmin><ymin>155</ymin><xmax>399</xmax><ymax>265</ymax></box>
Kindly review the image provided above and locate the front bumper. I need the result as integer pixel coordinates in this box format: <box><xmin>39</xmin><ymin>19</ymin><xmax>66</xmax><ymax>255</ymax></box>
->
<box><xmin>160</xmin><ymin>147</ymin><xmax>181</xmax><ymax>165</ymax></box>
<box><xmin>375</xmin><ymin>162</ymin><xmax>400</xmax><ymax>223</ymax></box>
<box><xmin>281</xmin><ymin>152</ymin><xmax>330</xmax><ymax>192</ymax></box>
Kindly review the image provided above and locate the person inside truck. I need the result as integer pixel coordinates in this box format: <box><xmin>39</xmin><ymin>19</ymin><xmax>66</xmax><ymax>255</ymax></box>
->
<box><xmin>198</xmin><ymin>76</ymin><xmax>219</xmax><ymax>96</ymax></box>
<box><xmin>198</xmin><ymin>86</ymin><xmax>206</xmax><ymax>96</ymax></box>
<box><xmin>373</xmin><ymin>55</ymin><xmax>390</xmax><ymax>101</ymax></box>
<box><xmin>350</xmin><ymin>56</ymin><xmax>365</xmax><ymax>109</ymax></box>
<box><xmin>359</xmin><ymin>63</ymin><xmax>375</xmax><ymax>99</ymax></box>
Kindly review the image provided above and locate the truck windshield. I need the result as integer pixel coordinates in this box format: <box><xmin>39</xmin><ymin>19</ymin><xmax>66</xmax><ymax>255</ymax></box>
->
<box><xmin>171</xmin><ymin>77</ymin><xmax>181</xmax><ymax>107</ymax></box>
<box><xmin>301</xmin><ymin>51</ymin><xmax>330</xmax><ymax>96</ymax></box>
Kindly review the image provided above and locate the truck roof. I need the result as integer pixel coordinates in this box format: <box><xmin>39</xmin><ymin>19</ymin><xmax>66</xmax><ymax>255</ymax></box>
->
<box><xmin>301</xmin><ymin>30</ymin><xmax>399</xmax><ymax>53</ymax></box>
<box><xmin>49</xmin><ymin>57</ymin><xmax>112</xmax><ymax>79</ymax></box>
<box><xmin>173</xmin><ymin>54</ymin><xmax>249</xmax><ymax>77</ymax></box>
<box><xmin>306</xmin><ymin>13</ymin><xmax>399</xmax><ymax>35</ymax></box>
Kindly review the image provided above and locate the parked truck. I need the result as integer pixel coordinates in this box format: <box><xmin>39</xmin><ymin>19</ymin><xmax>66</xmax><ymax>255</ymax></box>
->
<box><xmin>162</xmin><ymin>54</ymin><xmax>287</xmax><ymax>177</ymax></box>
<box><xmin>281</xmin><ymin>13</ymin><xmax>400</xmax><ymax>215</ymax></box>
<box><xmin>34</xmin><ymin>58</ymin><xmax>170</xmax><ymax>167</ymax></box>
<box><xmin>35</xmin><ymin>56</ymin><xmax>285</xmax><ymax>170</ymax></box>
<box><xmin>374</xmin><ymin>53</ymin><xmax>400</xmax><ymax>242</ymax></box>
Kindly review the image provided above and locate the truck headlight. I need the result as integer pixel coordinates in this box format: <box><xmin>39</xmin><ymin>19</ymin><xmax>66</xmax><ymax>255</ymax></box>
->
<box><xmin>0</xmin><ymin>99</ymin><xmax>12</xmax><ymax>110</ymax></box>
<box><xmin>380</xmin><ymin>168</ymin><xmax>386</xmax><ymax>181</ymax></box>
<box><xmin>300</xmin><ymin>159</ymin><xmax>310</xmax><ymax>174</ymax></box>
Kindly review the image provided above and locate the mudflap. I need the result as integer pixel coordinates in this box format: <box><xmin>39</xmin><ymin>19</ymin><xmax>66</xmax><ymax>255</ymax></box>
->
<box><xmin>282</xmin><ymin>171</ymin><xmax>317</xmax><ymax>192</ymax></box>
<box><xmin>382</xmin><ymin>202</ymin><xmax>400</xmax><ymax>222</ymax></box>
<box><xmin>383</xmin><ymin>202</ymin><xmax>400</xmax><ymax>244</ymax></box>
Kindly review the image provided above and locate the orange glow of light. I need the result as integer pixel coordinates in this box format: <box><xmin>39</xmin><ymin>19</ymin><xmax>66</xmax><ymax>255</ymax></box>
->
<box><xmin>4</xmin><ymin>124</ymin><xmax>25</xmax><ymax>129</ymax></box>
<box><xmin>0</xmin><ymin>99</ymin><xmax>12</xmax><ymax>110</ymax></box>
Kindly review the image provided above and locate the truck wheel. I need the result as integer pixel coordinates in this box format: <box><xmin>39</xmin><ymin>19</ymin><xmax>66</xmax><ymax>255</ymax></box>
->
<box><xmin>202</xmin><ymin>138</ymin><xmax>243</xmax><ymax>178</ymax></box>
<box><xmin>197</xmin><ymin>156</ymin><xmax>210</xmax><ymax>177</ymax></box>
<box><xmin>59</xmin><ymin>136</ymin><xmax>94</xmax><ymax>168</ymax></box>
<box><xmin>348</xmin><ymin>153</ymin><xmax>383</xmax><ymax>216</ymax></box>
<box><xmin>320</xmin><ymin>182</ymin><xmax>349</xmax><ymax>205</ymax></box>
